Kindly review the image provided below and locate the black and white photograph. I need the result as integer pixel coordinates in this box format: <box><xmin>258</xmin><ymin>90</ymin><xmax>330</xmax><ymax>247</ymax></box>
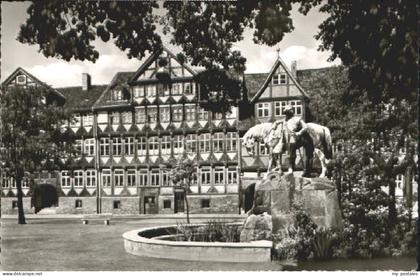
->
<box><xmin>0</xmin><ymin>0</ymin><xmax>418</xmax><ymax>273</ymax></box>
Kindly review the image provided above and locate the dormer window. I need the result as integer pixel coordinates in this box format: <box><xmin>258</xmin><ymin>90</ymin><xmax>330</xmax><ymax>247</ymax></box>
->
<box><xmin>272</xmin><ymin>73</ymin><xmax>287</xmax><ymax>85</ymax></box>
<box><xmin>112</xmin><ymin>89</ymin><xmax>123</xmax><ymax>101</ymax></box>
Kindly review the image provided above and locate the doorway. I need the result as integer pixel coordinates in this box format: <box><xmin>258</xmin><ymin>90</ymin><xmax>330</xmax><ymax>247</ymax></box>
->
<box><xmin>243</xmin><ymin>183</ymin><xmax>255</xmax><ymax>213</ymax></box>
<box><xmin>143</xmin><ymin>196</ymin><xmax>157</xmax><ymax>214</ymax></box>
<box><xmin>174</xmin><ymin>191</ymin><xmax>185</xmax><ymax>213</ymax></box>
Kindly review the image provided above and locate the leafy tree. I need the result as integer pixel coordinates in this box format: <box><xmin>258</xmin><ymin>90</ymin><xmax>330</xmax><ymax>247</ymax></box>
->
<box><xmin>168</xmin><ymin>152</ymin><xmax>197</xmax><ymax>224</ymax></box>
<box><xmin>0</xmin><ymin>86</ymin><xmax>74</xmax><ymax>224</ymax></box>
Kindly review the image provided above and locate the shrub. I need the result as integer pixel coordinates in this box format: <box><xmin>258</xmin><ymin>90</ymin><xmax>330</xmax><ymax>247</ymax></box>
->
<box><xmin>175</xmin><ymin>220</ymin><xmax>241</xmax><ymax>242</ymax></box>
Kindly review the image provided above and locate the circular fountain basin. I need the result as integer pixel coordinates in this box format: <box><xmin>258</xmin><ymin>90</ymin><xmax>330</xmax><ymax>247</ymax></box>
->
<box><xmin>122</xmin><ymin>224</ymin><xmax>272</xmax><ymax>263</ymax></box>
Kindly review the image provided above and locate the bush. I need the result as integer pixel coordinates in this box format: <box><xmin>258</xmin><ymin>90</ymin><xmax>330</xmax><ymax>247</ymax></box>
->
<box><xmin>175</xmin><ymin>220</ymin><xmax>241</xmax><ymax>242</ymax></box>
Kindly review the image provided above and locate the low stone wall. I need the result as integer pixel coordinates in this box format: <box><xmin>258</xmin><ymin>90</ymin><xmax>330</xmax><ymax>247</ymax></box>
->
<box><xmin>123</xmin><ymin>225</ymin><xmax>272</xmax><ymax>263</ymax></box>
<box><xmin>1</xmin><ymin>197</ymin><xmax>34</xmax><ymax>215</ymax></box>
<box><xmin>188</xmin><ymin>194</ymin><xmax>239</xmax><ymax>214</ymax></box>
<box><xmin>55</xmin><ymin>197</ymin><xmax>97</xmax><ymax>214</ymax></box>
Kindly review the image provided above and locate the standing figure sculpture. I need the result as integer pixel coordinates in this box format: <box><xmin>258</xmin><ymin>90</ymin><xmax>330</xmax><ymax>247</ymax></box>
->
<box><xmin>281</xmin><ymin>105</ymin><xmax>314</xmax><ymax>177</ymax></box>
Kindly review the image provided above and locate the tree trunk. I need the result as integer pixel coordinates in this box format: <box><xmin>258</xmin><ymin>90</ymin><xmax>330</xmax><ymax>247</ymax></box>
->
<box><xmin>388</xmin><ymin>177</ymin><xmax>397</xmax><ymax>228</ymax></box>
<box><xmin>16</xmin><ymin>168</ymin><xmax>26</xmax><ymax>225</ymax></box>
<box><xmin>184</xmin><ymin>190</ymin><xmax>190</xmax><ymax>224</ymax></box>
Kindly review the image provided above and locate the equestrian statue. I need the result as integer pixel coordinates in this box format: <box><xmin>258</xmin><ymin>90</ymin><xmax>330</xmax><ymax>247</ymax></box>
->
<box><xmin>242</xmin><ymin>105</ymin><xmax>333</xmax><ymax>178</ymax></box>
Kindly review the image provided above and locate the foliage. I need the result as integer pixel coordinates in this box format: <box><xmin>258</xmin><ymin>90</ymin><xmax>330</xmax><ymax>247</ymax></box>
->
<box><xmin>312</xmin><ymin>0</ymin><xmax>418</xmax><ymax>104</ymax></box>
<box><xmin>331</xmin><ymin>142</ymin><xmax>417</xmax><ymax>258</ymax></box>
<box><xmin>175</xmin><ymin>220</ymin><xmax>241</xmax><ymax>243</ymax></box>
<box><xmin>169</xmin><ymin>152</ymin><xmax>197</xmax><ymax>224</ymax></box>
<box><xmin>0</xmin><ymin>86</ymin><xmax>74</xmax><ymax>223</ymax></box>
<box><xmin>272</xmin><ymin>202</ymin><xmax>339</xmax><ymax>261</ymax></box>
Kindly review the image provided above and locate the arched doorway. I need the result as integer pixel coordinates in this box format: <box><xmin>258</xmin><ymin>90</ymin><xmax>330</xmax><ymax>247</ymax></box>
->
<box><xmin>243</xmin><ymin>183</ymin><xmax>256</xmax><ymax>213</ymax></box>
<box><xmin>31</xmin><ymin>183</ymin><xmax>59</xmax><ymax>214</ymax></box>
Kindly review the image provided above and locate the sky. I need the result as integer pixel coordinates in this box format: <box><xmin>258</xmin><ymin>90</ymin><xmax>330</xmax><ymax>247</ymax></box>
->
<box><xmin>1</xmin><ymin>1</ymin><xmax>341</xmax><ymax>88</ymax></box>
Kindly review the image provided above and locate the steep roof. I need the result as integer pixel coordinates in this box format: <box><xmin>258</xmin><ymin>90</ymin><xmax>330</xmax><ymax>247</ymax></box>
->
<box><xmin>57</xmin><ymin>85</ymin><xmax>108</xmax><ymax>111</ymax></box>
<box><xmin>128</xmin><ymin>46</ymin><xmax>197</xmax><ymax>84</ymax></box>
<box><xmin>250</xmin><ymin>57</ymin><xmax>309</xmax><ymax>103</ymax></box>
<box><xmin>2</xmin><ymin>67</ymin><xmax>65</xmax><ymax>100</ymax></box>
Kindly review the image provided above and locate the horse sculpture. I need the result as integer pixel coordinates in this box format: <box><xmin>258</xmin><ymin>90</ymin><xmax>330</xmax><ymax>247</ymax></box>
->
<box><xmin>242</xmin><ymin>121</ymin><xmax>333</xmax><ymax>178</ymax></box>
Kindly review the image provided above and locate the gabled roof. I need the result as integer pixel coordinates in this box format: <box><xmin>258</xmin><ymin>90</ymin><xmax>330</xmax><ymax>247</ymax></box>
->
<box><xmin>57</xmin><ymin>85</ymin><xmax>108</xmax><ymax>111</ymax></box>
<box><xmin>128</xmin><ymin>45</ymin><xmax>197</xmax><ymax>84</ymax></box>
<box><xmin>250</xmin><ymin>57</ymin><xmax>309</xmax><ymax>103</ymax></box>
<box><xmin>2</xmin><ymin>67</ymin><xmax>66</xmax><ymax>100</ymax></box>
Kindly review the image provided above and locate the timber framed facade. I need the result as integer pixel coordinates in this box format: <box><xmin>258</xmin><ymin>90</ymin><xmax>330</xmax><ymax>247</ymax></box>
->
<box><xmin>1</xmin><ymin>47</ymin><xmax>311</xmax><ymax>215</ymax></box>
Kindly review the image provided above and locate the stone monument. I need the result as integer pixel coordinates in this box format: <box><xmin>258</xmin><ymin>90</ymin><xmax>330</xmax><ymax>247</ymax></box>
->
<box><xmin>240</xmin><ymin>171</ymin><xmax>343</xmax><ymax>242</ymax></box>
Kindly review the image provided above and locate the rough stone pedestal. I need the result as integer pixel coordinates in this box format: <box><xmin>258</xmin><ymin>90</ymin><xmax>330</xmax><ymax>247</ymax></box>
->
<box><xmin>240</xmin><ymin>213</ymin><xmax>273</xmax><ymax>242</ymax></box>
<box><xmin>245</xmin><ymin>172</ymin><xmax>343</xmax><ymax>234</ymax></box>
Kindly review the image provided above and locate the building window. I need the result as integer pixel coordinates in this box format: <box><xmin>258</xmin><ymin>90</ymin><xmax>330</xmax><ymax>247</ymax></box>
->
<box><xmin>199</xmin><ymin>133</ymin><xmax>211</xmax><ymax>153</ymax></box>
<box><xmin>84</xmin><ymin>139</ymin><xmax>95</xmax><ymax>156</ymax></box>
<box><xmin>163</xmin><ymin>200</ymin><xmax>171</xmax><ymax>209</ymax></box>
<box><xmin>158</xmin><ymin>84</ymin><xmax>170</xmax><ymax>97</ymax></box>
<box><xmin>12</xmin><ymin>200</ymin><xmax>18</xmax><ymax>209</ymax></box>
<box><xmin>161</xmin><ymin>136</ymin><xmax>171</xmax><ymax>155</ymax></box>
<box><xmin>127</xmin><ymin>169</ymin><xmax>136</xmax><ymax>187</ymax></box>
<box><xmin>201</xmin><ymin>199</ymin><xmax>210</xmax><ymax>208</ymax></box>
<box><xmin>227</xmin><ymin>168</ymin><xmax>237</xmax><ymax>185</ymax></box>
<box><xmin>139</xmin><ymin>169</ymin><xmax>148</xmax><ymax>186</ymax></box>
<box><xmin>110</xmin><ymin>112</ymin><xmax>120</xmax><ymax>125</ymax></box>
<box><xmin>124</xmin><ymin>137</ymin><xmax>134</xmax><ymax>156</ymax></box>
<box><xmin>74</xmin><ymin>139</ymin><xmax>82</xmax><ymax>156</ymax></box>
<box><xmin>122</xmin><ymin>112</ymin><xmax>132</xmax><ymax>124</ymax></box>
<box><xmin>172</xmin><ymin>83</ymin><xmax>181</xmax><ymax>95</ymax></box>
<box><xmin>113</xmin><ymin>200</ymin><xmax>121</xmax><ymax>209</ymax></box>
<box><xmin>213</xmin><ymin>133</ymin><xmax>224</xmax><ymax>153</ymax></box>
<box><xmin>61</xmin><ymin>171</ymin><xmax>71</xmax><ymax>187</ymax></box>
<box><xmin>213</xmin><ymin>112</ymin><xmax>223</xmax><ymax>120</ymax></box>
<box><xmin>273</xmin><ymin>73</ymin><xmax>287</xmax><ymax>85</ymax></box>
<box><xmin>184</xmin><ymin>82</ymin><xmax>193</xmax><ymax>95</ymax></box>
<box><xmin>83</xmin><ymin>114</ymin><xmax>93</xmax><ymax>126</ymax></box>
<box><xmin>198</xmin><ymin>108</ymin><xmax>209</xmax><ymax>121</ymax></box>
<box><xmin>135</xmin><ymin>107</ymin><xmax>147</xmax><ymax>124</ymax></box>
<box><xmin>147</xmin><ymin>107</ymin><xmax>158</xmax><ymax>123</ymax></box>
<box><xmin>172</xmin><ymin>105</ymin><xmax>183</xmax><ymax>122</ymax></box>
<box><xmin>146</xmin><ymin>84</ymin><xmax>156</xmax><ymax>97</ymax></box>
<box><xmin>160</xmin><ymin>106</ymin><xmax>170</xmax><ymax>123</ymax></box>
<box><xmin>114</xmin><ymin>169</ymin><xmax>124</xmax><ymax>187</ymax></box>
<box><xmin>74</xmin><ymin>170</ymin><xmax>84</xmax><ymax>187</ymax></box>
<box><xmin>162</xmin><ymin>171</ymin><xmax>170</xmax><ymax>186</ymax></box>
<box><xmin>133</xmin><ymin>86</ymin><xmax>145</xmax><ymax>98</ymax></box>
<box><xmin>112</xmin><ymin>137</ymin><xmax>122</xmax><ymax>156</ymax></box>
<box><xmin>185</xmin><ymin>104</ymin><xmax>196</xmax><ymax>121</ymax></box>
<box><xmin>151</xmin><ymin>169</ymin><xmax>160</xmax><ymax>186</ymax></box>
<box><xmin>137</xmin><ymin>137</ymin><xmax>147</xmax><ymax>156</ymax></box>
<box><xmin>100</xmin><ymin>138</ymin><xmax>110</xmax><ymax>156</ymax></box>
<box><xmin>396</xmin><ymin>174</ymin><xmax>404</xmax><ymax>189</ymax></box>
<box><xmin>71</xmin><ymin>114</ymin><xmax>81</xmax><ymax>127</ymax></box>
<box><xmin>214</xmin><ymin>167</ymin><xmax>224</xmax><ymax>185</ymax></box>
<box><xmin>102</xmin><ymin>169</ymin><xmax>111</xmax><ymax>187</ymax></box>
<box><xmin>16</xmin><ymin>75</ymin><xmax>26</xmax><ymax>84</ymax></box>
<box><xmin>186</xmin><ymin>134</ymin><xmax>197</xmax><ymax>153</ymax></box>
<box><xmin>226</xmin><ymin>132</ymin><xmax>237</xmax><ymax>152</ymax></box>
<box><xmin>112</xmin><ymin>89</ymin><xmax>123</xmax><ymax>101</ymax></box>
<box><xmin>75</xmin><ymin>199</ymin><xmax>82</xmax><ymax>208</ymax></box>
<box><xmin>174</xmin><ymin>135</ymin><xmax>184</xmax><ymax>154</ymax></box>
<box><xmin>201</xmin><ymin>167</ymin><xmax>211</xmax><ymax>185</ymax></box>
<box><xmin>257</xmin><ymin>103</ymin><xmax>270</xmax><ymax>118</ymax></box>
<box><xmin>274</xmin><ymin>101</ymin><xmax>287</xmax><ymax>116</ymax></box>
<box><xmin>148</xmin><ymin>136</ymin><xmax>159</xmax><ymax>155</ymax></box>
<box><xmin>290</xmin><ymin>100</ymin><xmax>302</xmax><ymax>116</ymax></box>
<box><xmin>86</xmin><ymin>170</ymin><xmax>96</xmax><ymax>187</ymax></box>
<box><xmin>10</xmin><ymin>177</ymin><xmax>16</xmax><ymax>188</ymax></box>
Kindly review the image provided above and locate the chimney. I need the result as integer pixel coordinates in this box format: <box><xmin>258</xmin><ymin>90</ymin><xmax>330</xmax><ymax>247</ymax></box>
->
<box><xmin>291</xmin><ymin>61</ymin><xmax>297</xmax><ymax>78</ymax></box>
<box><xmin>82</xmin><ymin>73</ymin><xmax>91</xmax><ymax>91</ymax></box>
